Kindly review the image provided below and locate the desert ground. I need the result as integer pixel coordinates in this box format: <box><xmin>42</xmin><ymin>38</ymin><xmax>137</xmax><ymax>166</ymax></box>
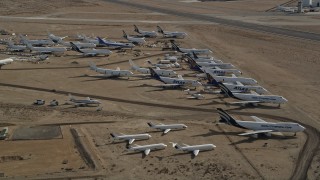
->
<box><xmin>0</xmin><ymin>0</ymin><xmax>319</xmax><ymax>179</ymax></box>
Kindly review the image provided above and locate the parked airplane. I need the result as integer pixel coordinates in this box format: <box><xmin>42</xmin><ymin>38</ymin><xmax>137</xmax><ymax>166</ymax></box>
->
<box><xmin>129</xmin><ymin>60</ymin><xmax>177</xmax><ymax>77</ymax></box>
<box><xmin>187</xmin><ymin>55</ymin><xmax>234</xmax><ymax>70</ymax></box>
<box><xmin>219</xmin><ymin>82</ymin><xmax>288</xmax><ymax>106</ymax></box>
<box><xmin>150</xmin><ymin>68</ymin><xmax>202</xmax><ymax>88</ymax></box>
<box><xmin>201</xmin><ymin>66</ymin><xmax>242</xmax><ymax>76</ymax></box>
<box><xmin>97</xmin><ymin>37</ymin><xmax>135</xmax><ymax>49</ymax></box>
<box><xmin>6</xmin><ymin>41</ymin><xmax>27</xmax><ymax>52</ymax></box>
<box><xmin>277</xmin><ymin>5</ymin><xmax>298</xmax><ymax>12</ymax></box>
<box><xmin>189</xmin><ymin>52</ymin><xmax>220</xmax><ymax>63</ymax></box>
<box><xmin>89</xmin><ymin>62</ymin><xmax>133</xmax><ymax>78</ymax></box>
<box><xmin>24</xmin><ymin>41</ymin><xmax>67</xmax><ymax>55</ymax></box>
<box><xmin>171</xmin><ymin>40</ymin><xmax>212</xmax><ymax>55</ymax></box>
<box><xmin>19</xmin><ymin>35</ymin><xmax>54</xmax><ymax>46</ymax></box>
<box><xmin>70</xmin><ymin>42</ymin><xmax>112</xmax><ymax>56</ymax></box>
<box><xmin>110</xmin><ymin>133</ymin><xmax>151</xmax><ymax>144</ymax></box>
<box><xmin>170</xmin><ymin>142</ymin><xmax>215</xmax><ymax>157</ymax></box>
<box><xmin>206</xmin><ymin>72</ymin><xmax>257</xmax><ymax>86</ymax></box>
<box><xmin>134</xmin><ymin>25</ymin><xmax>158</xmax><ymax>38</ymax></box>
<box><xmin>55</xmin><ymin>39</ymin><xmax>96</xmax><ymax>49</ymax></box>
<box><xmin>147</xmin><ymin>60</ymin><xmax>180</xmax><ymax>68</ymax></box>
<box><xmin>82</xmin><ymin>35</ymin><xmax>99</xmax><ymax>44</ymax></box>
<box><xmin>48</xmin><ymin>32</ymin><xmax>67</xmax><ymax>43</ymax></box>
<box><xmin>187</xmin><ymin>93</ymin><xmax>205</xmax><ymax>100</ymax></box>
<box><xmin>223</xmin><ymin>83</ymin><xmax>268</xmax><ymax>95</ymax></box>
<box><xmin>147</xmin><ymin>122</ymin><xmax>187</xmax><ymax>134</ymax></box>
<box><xmin>217</xmin><ymin>108</ymin><xmax>305</xmax><ymax>137</ymax></box>
<box><xmin>123</xmin><ymin>30</ymin><xmax>146</xmax><ymax>45</ymax></box>
<box><xmin>156</xmin><ymin>26</ymin><xmax>187</xmax><ymax>38</ymax></box>
<box><xmin>0</xmin><ymin>58</ymin><xmax>14</xmax><ymax>69</ymax></box>
<box><xmin>164</xmin><ymin>54</ymin><xmax>178</xmax><ymax>63</ymax></box>
<box><xmin>68</xmin><ymin>94</ymin><xmax>101</xmax><ymax>107</ymax></box>
<box><xmin>127</xmin><ymin>143</ymin><xmax>167</xmax><ymax>156</ymax></box>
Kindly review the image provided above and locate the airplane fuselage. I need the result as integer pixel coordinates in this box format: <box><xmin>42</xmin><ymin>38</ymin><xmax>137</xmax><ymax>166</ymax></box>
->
<box><xmin>235</xmin><ymin>121</ymin><xmax>305</xmax><ymax>132</ymax></box>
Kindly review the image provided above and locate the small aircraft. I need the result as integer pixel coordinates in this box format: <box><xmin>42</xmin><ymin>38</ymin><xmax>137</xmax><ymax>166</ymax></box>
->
<box><xmin>150</xmin><ymin>68</ymin><xmax>202</xmax><ymax>88</ymax></box>
<box><xmin>70</xmin><ymin>42</ymin><xmax>112</xmax><ymax>56</ymax></box>
<box><xmin>19</xmin><ymin>34</ymin><xmax>54</xmax><ymax>46</ymax></box>
<box><xmin>206</xmin><ymin>72</ymin><xmax>257</xmax><ymax>86</ymax></box>
<box><xmin>156</xmin><ymin>26</ymin><xmax>187</xmax><ymax>38</ymax></box>
<box><xmin>127</xmin><ymin>143</ymin><xmax>167</xmax><ymax>156</ymax></box>
<box><xmin>147</xmin><ymin>60</ymin><xmax>180</xmax><ymax>68</ymax></box>
<box><xmin>219</xmin><ymin>82</ymin><xmax>287</xmax><ymax>106</ymax></box>
<box><xmin>0</xmin><ymin>58</ymin><xmax>14</xmax><ymax>69</ymax></box>
<box><xmin>68</xmin><ymin>94</ymin><xmax>101</xmax><ymax>107</ymax></box>
<box><xmin>171</xmin><ymin>40</ymin><xmax>212</xmax><ymax>55</ymax></box>
<box><xmin>147</xmin><ymin>122</ymin><xmax>187</xmax><ymax>134</ymax></box>
<box><xmin>170</xmin><ymin>142</ymin><xmax>215</xmax><ymax>157</ymax></box>
<box><xmin>110</xmin><ymin>133</ymin><xmax>151</xmax><ymax>144</ymax></box>
<box><xmin>129</xmin><ymin>60</ymin><xmax>177</xmax><ymax>77</ymax></box>
<box><xmin>133</xmin><ymin>25</ymin><xmax>158</xmax><ymax>38</ymax></box>
<box><xmin>163</xmin><ymin>54</ymin><xmax>178</xmax><ymax>63</ymax></box>
<box><xmin>217</xmin><ymin>108</ymin><xmax>305</xmax><ymax>137</ymax></box>
<box><xmin>97</xmin><ymin>37</ymin><xmax>135</xmax><ymax>49</ymax></box>
<box><xmin>123</xmin><ymin>30</ymin><xmax>146</xmax><ymax>45</ymax></box>
<box><xmin>89</xmin><ymin>62</ymin><xmax>133</xmax><ymax>78</ymax></box>
<box><xmin>187</xmin><ymin>93</ymin><xmax>205</xmax><ymax>100</ymax></box>
<box><xmin>6</xmin><ymin>41</ymin><xmax>27</xmax><ymax>52</ymax></box>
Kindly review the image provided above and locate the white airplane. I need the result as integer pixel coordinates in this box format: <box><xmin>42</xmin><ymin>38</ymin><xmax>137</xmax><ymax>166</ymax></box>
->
<box><xmin>150</xmin><ymin>68</ymin><xmax>202</xmax><ymax>88</ymax></box>
<box><xmin>200</xmin><ymin>66</ymin><xmax>242</xmax><ymax>76</ymax></box>
<box><xmin>156</xmin><ymin>26</ymin><xmax>187</xmax><ymax>38</ymax></box>
<box><xmin>189</xmin><ymin>52</ymin><xmax>220</xmax><ymax>63</ymax></box>
<box><xmin>68</xmin><ymin>94</ymin><xmax>101</xmax><ymax>107</ymax></box>
<box><xmin>82</xmin><ymin>35</ymin><xmax>99</xmax><ymax>44</ymax></box>
<box><xmin>164</xmin><ymin>54</ymin><xmax>178</xmax><ymax>63</ymax></box>
<box><xmin>127</xmin><ymin>143</ymin><xmax>167</xmax><ymax>156</ymax></box>
<box><xmin>224</xmin><ymin>83</ymin><xmax>268</xmax><ymax>95</ymax></box>
<box><xmin>219</xmin><ymin>82</ymin><xmax>288</xmax><ymax>106</ymax></box>
<box><xmin>6</xmin><ymin>41</ymin><xmax>27</xmax><ymax>52</ymax></box>
<box><xmin>187</xmin><ymin>93</ymin><xmax>205</xmax><ymax>100</ymax></box>
<box><xmin>97</xmin><ymin>37</ymin><xmax>135</xmax><ymax>49</ymax></box>
<box><xmin>206</xmin><ymin>72</ymin><xmax>257</xmax><ymax>86</ymax></box>
<box><xmin>24</xmin><ymin>41</ymin><xmax>67</xmax><ymax>55</ymax></box>
<box><xmin>147</xmin><ymin>122</ymin><xmax>187</xmax><ymax>134</ymax></box>
<box><xmin>70</xmin><ymin>42</ymin><xmax>112</xmax><ymax>56</ymax></box>
<box><xmin>147</xmin><ymin>60</ymin><xmax>180</xmax><ymax>68</ymax></box>
<box><xmin>134</xmin><ymin>25</ymin><xmax>158</xmax><ymax>38</ymax></box>
<box><xmin>55</xmin><ymin>39</ymin><xmax>96</xmax><ymax>49</ymax></box>
<box><xmin>19</xmin><ymin>35</ymin><xmax>54</xmax><ymax>46</ymax></box>
<box><xmin>186</xmin><ymin>55</ymin><xmax>234</xmax><ymax>70</ymax></box>
<box><xmin>277</xmin><ymin>5</ymin><xmax>298</xmax><ymax>12</ymax></box>
<box><xmin>171</xmin><ymin>40</ymin><xmax>212</xmax><ymax>55</ymax></box>
<box><xmin>48</xmin><ymin>32</ymin><xmax>67</xmax><ymax>43</ymax></box>
<box><xmin>217</xmin><ymin>108</ymin><xmax>305</xmax><ymax>137</ymax></box>
<box><xmin>0</xmin><ymin>58</ymin><xmax>14</xmax><ymax>69</ymax></box>
<box><xmin>110</xmin><ymin>133</ymin><xmax>151</xmax><ymax>144</ymax></box>
<box><xmin>170</xmin><ymin>142</ymin><xmax>215</xmax><ymax>157</ymax></box>
<box><xmin>129</xmin><ymin>60</ymin><xmax>177</xmax><ymax>77</ymax></box>
<box><xmin>123</xmin><ymin>30</ymin><xmax>146</xmax><ymax>45</ymax></box>
<box><xmin>89</xmin><ymin>62</ymin><xmax>133</xmax><ymax>78</ymax></box>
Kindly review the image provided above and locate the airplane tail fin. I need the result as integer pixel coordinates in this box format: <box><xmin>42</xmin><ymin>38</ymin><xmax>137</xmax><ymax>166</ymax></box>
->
<box><xmin>147</xmin><ymin>122</ymin><xmax>155</xmax><ymax>127</ymax></box>
<box><xmin>149</xmin><ymin>67</ymin><xmax>161</xmax><ymax>80</ymax></box>
<box><xmin>122</xmin><ymin>30</ymin><xmax>128</xmax><ymax>39</ymax></box>
<box><xmin>170</xmin><ymin>40</ymin><xmax>180</xmax><ymax>52</ymax></box>
<box><xmin>169</xmin><ymin>142</ymin><xmax>182</xmax><ymax>149</ymax></box>
<box><xmin>186</xmin><ymin>54</ymin><xmax>201</xmax><ymax>71</ymax></box>
<box><xmin>7</xmin><ymin>40</ymin><xmax>14</xmax><ymax>47</ymax></box>
<box><xmin>110</xmin><ymin>133</ymin><xmax>118</xmax><ymax>138</ymax></box>
<box><xmin>192</xmin><ymin>51</ymin><xmax>199</xmax><ymax>59</ymax></box>
<box><xmin>68</xmin><ymin>93</ymin><xmax>75</xmax><ymax>101</ymax></box>
<box><xmin>97</xmin><ymin>37</ymin><xmax>105</xmax><ymax>45</ymax></box>
<box><xmin>70</xmin><ymin>42</ymin><xmax>83</xmax><ymax>53</ymax></box>
<box><xmin>89</xmin><ymin>62</ymin><xmax>97</xmax><ymax>70</ymax></box>
<box><xmin>133</xmin><ymin>25</ymin><xmax>139</xmax><ymax>33</ymax></box>
<box><xmin>216</xmin><ymin>108</ymin><xmax>240</xmax><ymax>127</ymax></box>
<box><xmin>206</xmin><ymin>72</ymin><xmax>219</xmax><ymax>86</ymax></box>
<box><xmin>218</xmin><ymin>82</ymin><xmax>235</xmax><ymax>98</ymax></box>
<box><xmin>156</xmin><ymin>25</ymin><xmax>164</xmax><ymax>34</ymax></box>
<box><xmin>129</xmin><ymin>60</ymin><xmax>139</xmax><ymax>70</ymax></box>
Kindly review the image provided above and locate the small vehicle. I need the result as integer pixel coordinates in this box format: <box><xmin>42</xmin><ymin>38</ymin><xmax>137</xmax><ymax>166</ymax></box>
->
<box><xmin>33</xmin><ymin>99</ymin><xmax>45</xmax><ymax>105</ymax></box>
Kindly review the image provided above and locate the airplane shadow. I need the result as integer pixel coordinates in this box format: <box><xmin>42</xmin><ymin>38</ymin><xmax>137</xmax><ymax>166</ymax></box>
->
<box><xmin>196</xmin><ymin>99</ymin><xmax>226</xmax><ymax>106</ymax></box>
<box><xmin>226</xmin><ymin>104</ymin><xmax>281</xmax><ymax>111</ymax></box>
<box><xmin>230</xmin><ymin>135</ymin><xmax>298</xmax><ymax>145</ymax></box>
<box><xmin>192</xmin><ymin>129</ymin><xmax>240</xmax><ymax>137</ymax></box>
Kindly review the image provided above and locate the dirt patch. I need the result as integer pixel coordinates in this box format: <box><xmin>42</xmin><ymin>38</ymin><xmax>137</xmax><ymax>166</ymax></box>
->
<box><xmin>11</xmin><ymin>126</ymin><xmax>62</xmax><ymax>140</ymax></box>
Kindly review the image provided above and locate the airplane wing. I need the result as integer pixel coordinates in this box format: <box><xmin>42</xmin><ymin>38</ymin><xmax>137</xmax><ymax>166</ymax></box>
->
<box><xmin>250</xmin><ymin>116</ymin><xmax>266</xmax><ymax>122</ymax></box>
<box><xmin>193</xmin><ymin>150</ymin><xmax>200</xmax><ymax>156</ymax></box>
<box><xmin>229</xmin><ymin>101</ymin><xmax>260</xmax><ymax>105</ymax></box>
<box><xmin>235</xmin><ymin>81</ymin><xmax>243</xmax><ymax>86</ymax></box>
<box><xmin>144</xmin><ymin>149</ymin><xmax>151</xmax><ymax>155</ymax></box>
<box><xmin>153</xmin><ymin>84</ymin><xmax>182</xmax><ymax>88</ymax></box>
<box><xmin>84</xmin><ymin>53</ymin><xmax>97</xmax><ymax>56</ymax></box>
<box><xmin>239</xmin><ymin>130</ymin><xmax>274</xmax><ymax>136</ymax></box>
<box><xmin>163</xmin><ymin>129</ymin><xmax>171</xmax><ymax>134</ymax></box>
<box><xmin>128</xmin><ymin>139</ymin><xmax>135</xmax><ymax>144</ymax></box>
<box><xmin>231</xmin><ymin>74</ymin><xmax>237</xmax><ymax>78</ymax></box>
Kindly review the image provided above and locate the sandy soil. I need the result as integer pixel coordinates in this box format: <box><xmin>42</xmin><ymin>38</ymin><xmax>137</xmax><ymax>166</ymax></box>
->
<box><xmin>0</xmin><ymin>0</ymin><xmax>319</xmax><ymax>179</ymax></box>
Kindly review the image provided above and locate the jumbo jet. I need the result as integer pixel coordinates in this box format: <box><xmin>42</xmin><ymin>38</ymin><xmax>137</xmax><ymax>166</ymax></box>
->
<box><xmin>48</xmin><ymin>32</ymin><xmax>67</xmax><ymax>43</ymax></box>
<box><xmin>70</xmin><ymin>42</ymin><xmax>112</xmax><ymax>56</ymax></box>
<box><xmin>189</xmin><ymin>52</ymin><xmax>221</xmax><ymax>63</ymax></box>
<box><xmin>147</xmin><ymin>122</ymin><xmax>187</xmax><ymax>134</ymax></box>
<box><xmin>123</xmin><ymin>30</ymin><xmax>146</xmax><ymax>45</ymax></box>
<box><xmin>68</xmin><ymin>94</ymin><xmax>101</xmax><ymax>107</ymax></box>
<box><xmin>219</xmin><ymin>82</ymin><xmax>288</xmax><ymax>106</ymax></box>
<box><xmin>150</xmin><ymin>68</ymin><xmax>202</xmax><ymax>88</ymax></box>
<box><xmin>82</xmin><ymin>35</ymin><xmax>99</xmax><ymax>44</ymax></box>
<box><xmin>133</xmin><ymin>25</ymin><xmax>158</xmax><ymax>38</ymax></box>
<box><xmin>6</xmin><ymin>41</ymin><xmax>26</xmax><ymax>52</ymax></box>
<box><xmin>206</xmin><ymin>72</ymin><xmax>257</xmax><ymax>86</ymax></box>
<box><xmin>156</xmin><ymin>26</ymin><xmax>187</xmax><ymax>38</ymax></box>
<box><xmin>24</xmin><ymin>41</ymin><xmax>67</xmax><ymax>55</ymax></box>
<box><xmin>89</xmin><ymin>62</ymin><xmax>133</xmax><ymax>78</ymax></box>
<box><xmin>0</xmin><ymin>58</ymin><xmax>14</xmax><ymax>69</ymax></box>
<box><xmin>187</xmin><ymin>55</ymin><xmax>234</xmax><ymax>70</ymax></box>
<box><xmin>127</xmin><ymin>143</ymin><xmax>167</xmax><ymax>156</ymax></box>
<box><xmin>129</xmin><ymin>60</ymin><xmax>177</xmax><ymax>77</ymax></box>
<box><xmin>171</xmin><ymin>40</ymin><xmax>212</xmax><ymax>55</ymax></box>
<box><xmin>19</xmin><ymin>35</ymin><xmax>54</xmax><ymax>46</ymax></box>
<box><xmin>97</xmin><ymin>37</ymin><xmax>135</xmax><ymax>49</ymax></box>
<box><xmin>223</xmin><ymin>82</ymin><xmax>268</xmax><ymax>95</ymax></box>
<box><xmin>170</xmin><ymin>142</ymin><xmax>215</xmax><ymax>157</ymax></box>
<box><xmin>110</xmin><ymin>133</ymin><xmax>151</xmax><ymax>144</ymax></box>
<box><xmin>217</xmin><ymin>108</ymin><xmax>305</xmax><ymax>137</ymax></box>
